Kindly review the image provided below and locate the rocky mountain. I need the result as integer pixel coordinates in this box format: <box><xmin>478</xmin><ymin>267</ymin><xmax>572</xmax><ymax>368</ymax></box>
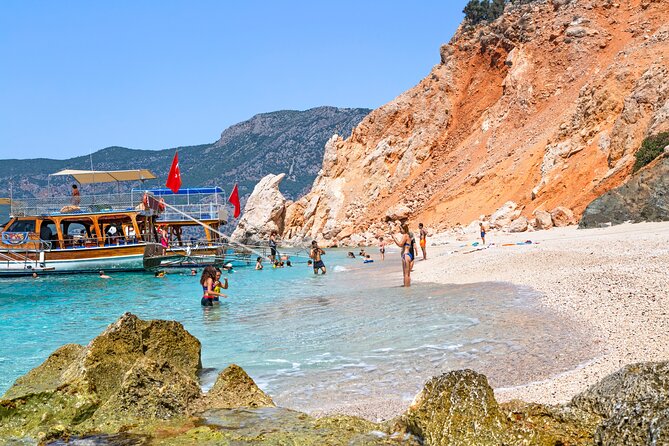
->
<box><xmin>280</xmin><ymin>0</ymin><xmax>669</xmax><ymax>245</ymax></box>
<box><xmin>0</xmin><ymin>106</ymin><xmax>370</xmax><ymax>220</ymax></box>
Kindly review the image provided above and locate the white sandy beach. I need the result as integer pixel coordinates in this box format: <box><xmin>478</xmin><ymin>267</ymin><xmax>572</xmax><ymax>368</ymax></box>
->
<box><xmin>312</xmin><ymin>221</ymin><xmax>669</xmax><ymax>422</ymax></box>
<box><xmin>413</xmin><ymin>221</ymin><xmax>669</xmax><ymax>406</ymax></box>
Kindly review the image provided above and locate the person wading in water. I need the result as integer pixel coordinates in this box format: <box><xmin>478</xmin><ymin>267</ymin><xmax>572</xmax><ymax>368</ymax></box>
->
<box><xmin>200</xmin><ymin>265</ymin><xmax>227</xmax><ymax>306</ymax></box>
<box><xmin>310</xmin><ymin>240</ymin><xmax>326</xmax><ymax>275</ymax></box>
<box><xmin>391</xmin><ymin>222</ymin><xmax>414</xmax><ymax>287</ymax></box>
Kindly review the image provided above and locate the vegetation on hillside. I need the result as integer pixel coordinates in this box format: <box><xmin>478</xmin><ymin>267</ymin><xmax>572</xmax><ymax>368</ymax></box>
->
<box><xmin>633</xmin><ymin>132</ymin><xmax>669</xmax><ymax>172</ymax></box>
<box><xmin>463</xmin><ymin>0</ymin><xmax>538</xmax><ymax>26</ymax></box>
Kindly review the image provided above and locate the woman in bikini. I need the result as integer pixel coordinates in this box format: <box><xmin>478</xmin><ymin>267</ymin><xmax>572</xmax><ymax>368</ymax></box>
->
<box><xmin>200</xmin><ymin>265</ymin><xmax>227</xmax><ymax>307</ymax></box>
<box><xmin>391</xmin><ymin>222</ymin><xmax>413</xmax><ymax>287</ymax></box>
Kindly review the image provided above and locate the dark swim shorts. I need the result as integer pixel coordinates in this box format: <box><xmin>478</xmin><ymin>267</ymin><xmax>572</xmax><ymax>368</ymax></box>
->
<box><xmin>313</xmin><ymin>260</ymin><xmax>325</xmax><ymax>269</ymax></box>
<box><xmin>201</xmin><ymin>297</ymin><xmax>213</xmax><ymax>307</ymax></box>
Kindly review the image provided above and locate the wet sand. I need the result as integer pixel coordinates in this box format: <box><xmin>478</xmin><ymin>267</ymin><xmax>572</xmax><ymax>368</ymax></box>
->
<box><xmin>413</xmin><ymin>221</ymin><xmax>669</xmax><ymax>406</ymax></box>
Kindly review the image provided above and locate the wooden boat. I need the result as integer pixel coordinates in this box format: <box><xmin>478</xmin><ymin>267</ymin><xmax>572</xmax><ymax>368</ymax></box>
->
<box><xmin>0</xmin><ymin>171</ymin><xmax>229</xmax><ymax>276</ymax></box>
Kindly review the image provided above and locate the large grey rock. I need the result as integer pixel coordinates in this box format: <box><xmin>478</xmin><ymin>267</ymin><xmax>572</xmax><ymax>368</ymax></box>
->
<box><xmin>580</xmin><ymin>155</ymin><xmax>669</xmax><ymax>228</ymax></box>
<box><xmin>230</xmin><ymin>173</ymin><xmax>288</xmax><ymax>245</ymax></box>
<box><xmin>571</xmin><ymin>361</ymin><xmax>669</xmax><ymax>445</ymax></box>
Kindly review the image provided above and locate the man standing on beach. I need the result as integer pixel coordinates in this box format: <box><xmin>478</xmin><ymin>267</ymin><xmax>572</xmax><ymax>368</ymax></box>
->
<box><xmin>419</xmin><ymin>223</ymin><xmax>428</xmax><ymax>260</ymax></box>
<box><xmin>310</xmin><ymin>240</ymin><xmax>326</xmax><ymax>275</ymax></box>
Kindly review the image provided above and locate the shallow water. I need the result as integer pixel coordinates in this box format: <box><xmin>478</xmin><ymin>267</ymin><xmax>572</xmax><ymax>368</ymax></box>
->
<box><xmin>0</xmin><ymin>249</ymin><xmax>598</xmax><ymax>413</ymax></box>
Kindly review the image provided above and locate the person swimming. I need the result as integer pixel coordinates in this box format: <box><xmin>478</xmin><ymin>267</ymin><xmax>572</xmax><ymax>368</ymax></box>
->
<box><xmin>99</xmin><ymin>270</ymin><xmax>111</xmax><ymax>279</ymax></box>
<box><xmin>363</xmin><ymin>254</ymin><xmax>374</xmax><ymax>264</ymax></box>
<box><xmin>255</xmin><ymin>257</ymin><xmax>263</xmax><ymax>270</ymax></box>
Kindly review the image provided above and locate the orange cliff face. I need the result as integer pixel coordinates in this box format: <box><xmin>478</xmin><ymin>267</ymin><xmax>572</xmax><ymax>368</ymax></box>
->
<box><xmin>283</xmin><ymin>0</ymin><xmax>669</xmax><ymax>245</ymax></box>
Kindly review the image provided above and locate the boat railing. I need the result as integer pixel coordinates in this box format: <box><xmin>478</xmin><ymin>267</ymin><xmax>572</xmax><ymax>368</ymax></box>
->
<box><xmin>10</xmin><ymin>192</ymin><xmax>138</xmax><ymax>217</ymax></box>
<box><xmin>158</xmin><ymin>203</ymin><xmax>227</xmax><ymax>223</ymax></box>
<box><xmin>10</xmin><ymin>190</ymin><xmax>227</xmax><ymax>221</ymax></box>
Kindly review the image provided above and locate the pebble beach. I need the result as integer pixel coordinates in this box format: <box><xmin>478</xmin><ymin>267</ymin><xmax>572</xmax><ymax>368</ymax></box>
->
<box><xmin>414</xmin><ymin>221</ymin><xmax>669</xmax><ymax>406</ymax></box>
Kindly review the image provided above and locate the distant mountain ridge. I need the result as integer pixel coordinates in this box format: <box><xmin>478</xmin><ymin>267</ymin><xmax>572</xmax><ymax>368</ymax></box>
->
<box><xmin>0</xmin><ymin>106</ymin><xmax>370</xmax><ymax>210</ymax></box>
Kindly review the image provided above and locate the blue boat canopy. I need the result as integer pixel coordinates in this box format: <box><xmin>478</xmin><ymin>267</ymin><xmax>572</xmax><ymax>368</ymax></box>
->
<box><xmin>132</xmin><ymin>187</ymin><xmax>224</xmax><ymax>196</ymax></box>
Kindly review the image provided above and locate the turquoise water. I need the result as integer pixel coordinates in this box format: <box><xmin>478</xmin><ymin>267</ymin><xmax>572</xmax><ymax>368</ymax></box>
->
<box><xmin>0</xmin><ymin>250</ymin><xmax>596</xmax><ymax>413</ymax></box>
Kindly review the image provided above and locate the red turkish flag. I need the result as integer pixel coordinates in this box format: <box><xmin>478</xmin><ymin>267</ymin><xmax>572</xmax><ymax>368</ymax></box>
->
<box><xmin>228</xmin><ymin>183</ymin><xmax>241</xmax><ymax>218</ymax></box>
<box><xmin>166</xmin><ymin>151</ymin><xmax>181</xmax><ymax>193</ymax></box>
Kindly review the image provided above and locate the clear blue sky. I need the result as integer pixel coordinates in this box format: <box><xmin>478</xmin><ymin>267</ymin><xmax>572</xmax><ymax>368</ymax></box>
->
<box><xmin>0</xmin><ymin>1</ymin><xmax>467</xmax><ymax>159</ymax></box>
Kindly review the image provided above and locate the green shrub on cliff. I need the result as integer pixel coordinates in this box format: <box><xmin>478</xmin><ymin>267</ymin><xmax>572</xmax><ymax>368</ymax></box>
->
<box><xmin>463</xmin><ymin>0</ymin><xmax>537</xmax><ymax>26</ymax></box>
<box><xmin>633</xmin><ymin>132</ymin><xmax>669</xmax><ymax>172</ymax></box>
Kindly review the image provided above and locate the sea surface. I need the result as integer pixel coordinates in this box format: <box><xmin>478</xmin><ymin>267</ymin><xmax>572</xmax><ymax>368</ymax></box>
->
<box><xmin>0</xmin><ymin>249</ymin><xmax>598</xmax><ymax>413</ymax></box>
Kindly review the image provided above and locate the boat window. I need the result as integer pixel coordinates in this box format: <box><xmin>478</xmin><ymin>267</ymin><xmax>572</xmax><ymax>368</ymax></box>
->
<box><xmin>7</xmin><ymin>219</ymin><xmax>36</xmax><ymax>233</ymax></box>
<box><xmin>61</xmin><ymin>219</ymin><xmax>95</xmax><ymax>248</ymax></box>
<box><xmin>39</xmin><ymin>220</ymin><xmax>58</xmax><ymax>242</ymax></box>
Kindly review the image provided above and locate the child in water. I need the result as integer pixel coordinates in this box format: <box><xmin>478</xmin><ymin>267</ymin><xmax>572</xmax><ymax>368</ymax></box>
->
<box><xmin>255</xmin><ymin>257</ymin><xmax>263</xmax><ymax>270</ymax></box>
<box><xmin>213</xmin><ymin>268</ymin><xmax>228</xmax><ymax>301</ymax></box>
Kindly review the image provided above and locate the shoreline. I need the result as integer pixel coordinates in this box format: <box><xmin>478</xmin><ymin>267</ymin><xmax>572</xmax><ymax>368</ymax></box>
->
<box><xmin>307</xmin><ymin>221</ymin><xmax>668</xmax><ymax>421</ymax></box>
<box><xmin>412</xmin><ymin>221</ymin><xmax>669</xmax><ymax>405</ymax></box>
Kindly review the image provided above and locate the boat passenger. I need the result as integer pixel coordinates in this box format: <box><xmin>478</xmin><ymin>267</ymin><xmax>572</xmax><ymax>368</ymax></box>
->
<box><xmin>71</xmin><ymin>184</ymin><xmax>80</xmax><ymax>206</ymax></box>
<box><xmin>200</xmin><ymin>265</ymin><xmax>226</xmax><ymax>306</ymax></box>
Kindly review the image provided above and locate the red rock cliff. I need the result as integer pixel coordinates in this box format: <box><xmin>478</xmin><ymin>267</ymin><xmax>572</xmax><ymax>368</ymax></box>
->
<box><xmin>283</xmin><ymin>0</ymin><xmax>669</xmax><ymax>245</ymax></box>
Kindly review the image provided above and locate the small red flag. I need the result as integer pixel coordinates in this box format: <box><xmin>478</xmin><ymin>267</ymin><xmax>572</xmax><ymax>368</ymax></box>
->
<box><xmin>228</xmin><ymin>183</ymin><xmax>241</xmax><ymax>218</ymax></box>
<box><xmin>166</xmin><ymin>151</ymin><xmax>181</xmax><ymax>193</ymax></box>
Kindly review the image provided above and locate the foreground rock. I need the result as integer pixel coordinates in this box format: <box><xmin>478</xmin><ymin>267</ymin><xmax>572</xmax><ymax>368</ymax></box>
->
<box><xmin>3</xmin><ymin>313</ymin><xmax>669</xmax><ymax>445</ymax></box>
<box><xmin>230</xmin><ymin>173</ymin><xmax>288</xmax><ymax>245</ymax></box>
<box><xmin>580</xmin><ymin>155</ymin><xmax>669</xmax><ymax>228</ymax></box>
<box><xmin>0</xmin><ymin>313</ymin><xmax>275</xmax><ymax>443</ymax></box>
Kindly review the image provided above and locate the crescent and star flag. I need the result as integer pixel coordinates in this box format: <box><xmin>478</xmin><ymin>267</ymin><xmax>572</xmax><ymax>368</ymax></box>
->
<box><xmin>166</xmin><ymin>151</ymin><xmax>181</xmax><ymax>193</ymax></box>
<box><xmin>228</xmin><ymin>183</ymin><xmax>241</xmax><ymax>218</ymax></box>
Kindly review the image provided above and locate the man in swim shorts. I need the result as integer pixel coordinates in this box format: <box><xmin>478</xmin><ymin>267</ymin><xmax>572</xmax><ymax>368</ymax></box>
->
<box><xmin>310</xmin><ymin>240</ymin><xmax>326</xmax><ymax>275</ymax></box>
<box><xmin>418</xmin><ymin>223</ymin><xmax>428</xmax><ymax>260</ymax></box>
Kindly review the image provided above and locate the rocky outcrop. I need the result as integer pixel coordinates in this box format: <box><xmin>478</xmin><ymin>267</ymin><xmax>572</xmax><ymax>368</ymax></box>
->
<box><xmin>199</xmin><ymin>364</ymin><xmax>274</xmax><ymax>410</ymax></box>
<box><xmin>0</xmin><ymin>314</ymin><xmax>281</xmax><ymax>443</ymax></box>
<box><xmin>550</xmin><ymin>206</ymin><xmax>575</xmax><ymax>227</ymax></box>
<box><xmin>580</xmin><ymin>154</ymin><xmax>669</xmax><ymax>228</ymax></box>
<box><xmin>4</xmin><ymin>314</ymin><xmax>669</xmax><ymax>445</ymax></box>
<box><xmin>571</xmin><ymin>361</ymin><xmax>669</xmax><ymax>445</ymax></box>
<box><xmin>534</xmin><ymin>210</ymin><xmax>553</xmax><ymax>230</ymax></box>
<box><xmin>402</xmin><ymin>370</ymin><xmax>513</xmax><ymax>445</ymax></box>
<box><xmin>231</xmin><ymin>173</ymin><xmax>287</xmax><ymax>245</ymax></box>
<box><xmin>281</xmin><ymin>0</ymin><xmax>669</xmax><ymax>245</ymax></box>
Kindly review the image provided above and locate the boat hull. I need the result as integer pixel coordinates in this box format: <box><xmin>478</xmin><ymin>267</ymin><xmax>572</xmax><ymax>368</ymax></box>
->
<box><xmin>0</xmin><ymin>244</ymin><xmax>147</xmax><ymax>276</ymax></box>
